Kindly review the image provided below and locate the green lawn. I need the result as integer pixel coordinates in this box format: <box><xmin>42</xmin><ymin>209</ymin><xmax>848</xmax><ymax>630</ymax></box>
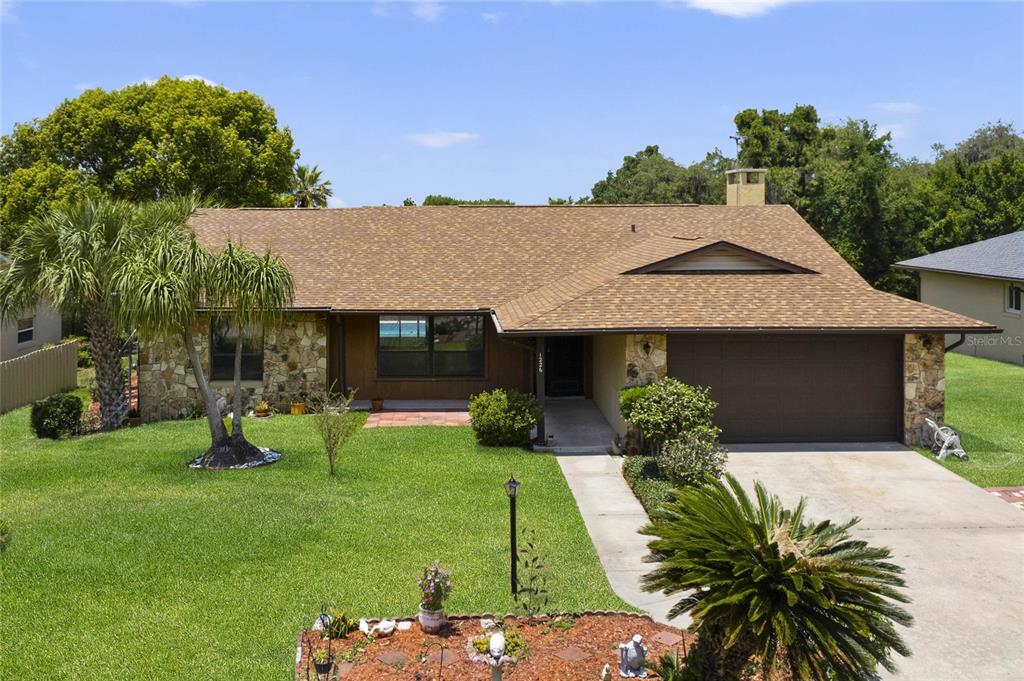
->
<box><xmin>916</xmin><ymin>353</ymin><xmax>1024</xmax><ymax>487</ymax></box>
<box><xmin>0</xmin><ymin>406</ymin><xmax>627</xmax><ymax>680</ymax></box>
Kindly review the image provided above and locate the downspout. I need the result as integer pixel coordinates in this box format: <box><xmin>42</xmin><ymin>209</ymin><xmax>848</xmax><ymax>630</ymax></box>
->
<box><xmin>945</xmin><ymin>333</ymin><xmax>966</xmax><ymax>353</ymax></box>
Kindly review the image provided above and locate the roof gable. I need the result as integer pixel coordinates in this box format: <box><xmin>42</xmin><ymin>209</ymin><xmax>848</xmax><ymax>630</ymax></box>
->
<box><xmin>626</xmin><ymin>241</ymin><xmax>815</xmax><ymax>274</ymax></box>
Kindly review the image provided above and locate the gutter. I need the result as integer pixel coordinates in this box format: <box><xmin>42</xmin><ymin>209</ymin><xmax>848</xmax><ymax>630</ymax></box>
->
<box><xmin>893</xmin><ymin>263</ymin><xmax>1024</xmax><ymax>285</ymax></box>
<box><xmin>945</xmin><ymin>333</ymin><xmax>967</xmax><ymax>352</ymax></box>
<box><xmin>491</xmin><ymin>325</ymin><xmax>1003</xmax><ymax>337</ymax></box>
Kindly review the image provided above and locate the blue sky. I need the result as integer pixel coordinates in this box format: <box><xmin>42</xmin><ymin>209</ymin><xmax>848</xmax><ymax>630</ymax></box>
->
<box><xmin>2</xmin><ymin>1</ymin><xmax>1022</xmax><ymax>206</ymax></box>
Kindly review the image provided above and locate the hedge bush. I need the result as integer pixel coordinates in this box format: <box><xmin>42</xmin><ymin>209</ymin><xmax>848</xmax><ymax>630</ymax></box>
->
<box><xmin>468</xmin><ymin>389</ymin><xmax>541</xmax><ymax>446</ymax></box>
<box><xmin>655</xmin><ymin>431</ymin><xmax>728</xmax><ymax>487</ymax></box>
<box><xmin>619</xmin><ymin>377</ymin><xmax>719</xmax><ymax>449</ymax></box>
<box><xmin>30</xmin><ymin>393</ymin><xmax>83</xmax><ymax>439</ymax></box>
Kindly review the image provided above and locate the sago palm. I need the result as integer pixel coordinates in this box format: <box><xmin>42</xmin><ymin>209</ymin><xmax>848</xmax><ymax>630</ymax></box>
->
<box><xmin>205</xmin><ymin>241</ymin><xmax>293</xmax><ymax>466</ymax></box>
<box><xmin>641</xmin><ymin>474</ymin><xmax>912</xmax><ymax>681</ymax></box>
<box><xmin>0</xmin><ymin>198</ymin><xmax>140</xmax><ymax>430</ymax></box>
<box><xmin>113</xmin><ymin>198</ymin><xmax>231</xmax><ymax>451</ymax></box>
<box><xmin>291</xmin><ymin>164</ymin><xmax>333</xmax><ymax>208</ymax></box>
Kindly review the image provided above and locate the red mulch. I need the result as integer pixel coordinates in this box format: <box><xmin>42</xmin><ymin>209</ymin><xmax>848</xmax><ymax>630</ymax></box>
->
<box><xmin>295</xmin><ymin>613</ymin><xmax>693</xmax><ymax>680</ymax></box>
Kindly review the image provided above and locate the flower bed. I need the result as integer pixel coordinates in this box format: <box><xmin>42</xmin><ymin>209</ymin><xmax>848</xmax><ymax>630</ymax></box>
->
<box><xmin>295</xmin><ymin>612</ymin><xmax>691</xmax><ymax>680</ymax></box>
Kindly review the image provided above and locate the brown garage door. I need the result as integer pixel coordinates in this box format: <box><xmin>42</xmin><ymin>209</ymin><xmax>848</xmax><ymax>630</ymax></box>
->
<box><xmin>667</xmin><ymin>334</ymin><xmax>902</xmax><ymax>443</ymax></box>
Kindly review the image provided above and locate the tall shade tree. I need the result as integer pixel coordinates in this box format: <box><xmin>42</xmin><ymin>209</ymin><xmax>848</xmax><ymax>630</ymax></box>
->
<box><xmin>205</xmin><ymin>242</ymin><xmax>294</xmax><ymax>467</ymax></box>
<box><xmin>642</xmin><ymin>474</ymin><xmax>912</xmax><ymax>680</ymax></box>
<box><xmin>0</xmin><ymin>198</ymin><xmax>139</xmax><ymax>429</ymax></box>
<box><xmin>113</xmin><ymin>199</ymin><xmax>230</xmax><ymax>453</ymax></box>
<box><xmin>291</xmin><ymin>164</ymin><xmax>334</xmax><ymax>208</ymax></box>
<box><xmin>0</xmin><ymin>76</ymin><xmax>298</xmax><ymax>250</ymax></box>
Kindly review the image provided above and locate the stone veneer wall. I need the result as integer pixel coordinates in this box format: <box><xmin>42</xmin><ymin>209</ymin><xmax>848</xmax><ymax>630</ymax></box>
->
<box><xmin>139</xmin><ymin>313</ymin><xmax>328</xmax><ymax>422</ymax></box>
<box><xmin>624</xmin><ymin>334</ymin><xmax>667</xmax><ymax>387</ymax></box>
<box><xmin>903</xmin><ymin>333</ymin><xmax>945</xmax><ymax>446</ymax></box>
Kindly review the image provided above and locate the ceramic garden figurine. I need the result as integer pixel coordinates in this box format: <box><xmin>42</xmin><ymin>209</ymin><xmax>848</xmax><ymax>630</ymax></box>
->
<box><xmin>618</xmin><ymin>634</ymin><xmax>648</xmax><ymax>678</ymax></box>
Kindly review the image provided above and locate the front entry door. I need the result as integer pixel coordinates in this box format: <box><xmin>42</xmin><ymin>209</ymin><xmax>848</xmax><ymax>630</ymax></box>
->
<box><xmin>545</xmin><ymin>336</ymin><xmax>584</xmax><ymax>397</ymax></box>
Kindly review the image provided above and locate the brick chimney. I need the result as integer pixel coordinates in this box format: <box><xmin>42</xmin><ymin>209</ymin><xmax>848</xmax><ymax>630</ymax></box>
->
<box><xmin>725</xmin><ymin>168</ymin><xmax>766</xmax><ymax>206</ymax></box>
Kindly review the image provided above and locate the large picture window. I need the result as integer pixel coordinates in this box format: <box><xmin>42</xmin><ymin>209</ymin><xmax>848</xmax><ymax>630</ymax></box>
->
<box><xmin>210</xmin><ymin>319</ymin><xmax>264</xmax><ymax>381</ymax></box>
<box><xmin>378</xmin><ymin>314</ymin><xmax>484</xmax><ymax>378</ymax></box>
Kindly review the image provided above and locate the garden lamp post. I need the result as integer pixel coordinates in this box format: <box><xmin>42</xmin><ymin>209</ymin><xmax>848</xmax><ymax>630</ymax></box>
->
<box><xmin>504</xmin><ymin>476</ymin><xmax>520</xmax><ymax>595</ymax></box>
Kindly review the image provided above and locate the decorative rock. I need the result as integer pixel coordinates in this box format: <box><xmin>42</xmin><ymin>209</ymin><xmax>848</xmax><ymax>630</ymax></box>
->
<box><xmin>904</xmin><ymin>334</ymin><xmax>944</xmax><ymax>445</ymax></box>
<box><xmin>479</xmin><ymin>618</ymin><xmax>496</xmax><ymax>629</ymax></box>
<box><xmin>396</xmin><ymin>621</ymin><xmax>412</xmax><ymax>631</ymax></box>
<box><xmin>374</xmin><ymin>620</ymin><xmax>396</xmax><ymax>637</ymax></box>
<box><xmin>335</xmin><ymin>661</ymin><xmax>354</xmax><ymax>678</ymax></box>
<box><xmin>187</xmin><ymin>447</ymin><xmax>283</xmax><ymax>470</ymax></box>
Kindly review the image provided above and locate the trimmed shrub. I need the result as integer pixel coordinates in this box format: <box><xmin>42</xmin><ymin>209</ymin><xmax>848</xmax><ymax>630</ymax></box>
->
<box><xmin>619</xmin><ymin>378</ymin><xmax>719</xmax><ymax>450</ymax></box>
<box><xmin>468</xmin><ymin>389</ymin><xmax>540</xmax><ymax>446</ymax></box>
<box><xmin>62</xmin><ymin>335</ymin><xmax>92</xmax><ymax>368</ymax></box>
<box><xmin>30</xmin><ymin>393</ymin><xmax>83</xmax><ymax>439</ymax></box>
<box><xmin>655</xmin><ymin>431</ymin><xmax>728</xmax><ymax>487</ymax></box>
<box><xmin>621</xmin><ymin>455</ymin><xmax>675</xmax><ymax>514</ymax></box>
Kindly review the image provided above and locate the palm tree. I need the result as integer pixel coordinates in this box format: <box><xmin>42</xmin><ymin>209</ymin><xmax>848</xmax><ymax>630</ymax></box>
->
<box><xmin>205</xmin><ymin>241</ymin><xmax>293</xmax><ymax>466</ymax></box>
<box><xmin>114</xmin><ymin>198</ymin><xmax>230</xmax><ymax>452</ymax></box>
<box><xmin>641</xmin><ymin>474</ymin><xmax>912</xmax><ymax>681</ymax></box>
<box><xmin>0</xmin><ymin>199</ymin><xmax>139</xmax><ymax>430</ymax></box>
<box><xmin>291</xmin><ymin>164</ymin><xmax>333</xmax><ymax>208</ymax></box>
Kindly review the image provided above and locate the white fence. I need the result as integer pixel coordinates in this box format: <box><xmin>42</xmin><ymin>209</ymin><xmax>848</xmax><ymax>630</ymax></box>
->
<box><xmin>0</xmin><ymin>341</ymin><xmax>78</xmax><ymax>413</ymax></box>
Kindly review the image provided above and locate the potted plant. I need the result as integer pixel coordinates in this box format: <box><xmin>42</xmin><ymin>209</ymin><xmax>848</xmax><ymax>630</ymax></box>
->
<box><xmin>253</xmin><ymin>401</ymin><xmax>271</xmax><ymax>418</ymax></box>
<box><xmin>417</xmin><ymin>561</ymin><xmax>452</xmax><ymax>634</ymax></box>
<box><xmin>125</xmin><ymin>408</ymin><xmax>141</xmax><ymax>428</ymax></box>
<box><xmin>290</xmin><ymin>400</ymin><xmax>306</xmax><ymax>416</ymax></box>
<box><xmin>311</xmin><ymin>647</ymin><xmax>332</xmax><ymax>674</ymax></box>
<box><xmin>371</xmin><ymin>396</ymin><xmax>384</xmax><ymax>412</ymax></box>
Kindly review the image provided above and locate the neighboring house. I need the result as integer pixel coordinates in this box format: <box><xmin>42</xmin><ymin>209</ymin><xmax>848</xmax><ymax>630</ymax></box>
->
<box><xmin>0</xmin><ymin>254</ymin><xmax>63</xmax><ymax>362</ymax></box>
<box><xmin>140</xmin><ymin>170</ymin><xmax>997</xmax><ymax>445</ymax></box>
<box><xmin>895</xmin><ymin>232</ymin><xmax>1023</xmax><ymax>366</ymax></box>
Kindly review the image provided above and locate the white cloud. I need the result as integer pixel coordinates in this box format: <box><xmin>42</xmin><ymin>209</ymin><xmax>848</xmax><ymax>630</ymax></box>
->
<box><xmin>878</xmin><ymin>122</ymin><xmax>912</xmax><ymax>141</ymax></box>
<box><xmin>371</xmin><ymin>1</ymin><xmax>393</xmax><ymax>18</ymax></box>
<box><xmin>871</xmin><ymin>101</ymin><xmax>923</xmax><ymax>115</ymax></box>
<box><xmin>1</xmin><ymin>0</ymin><xmax>19</xmax><ymax>24</ymax></box>
<box><xmin>404</xmin><ymin>131</ymin><xmax>480</xmax><ymax>148</ymax></box>
<box><xmin>665</xmin><ymin>0</ymin><xmax>803</xmax><ymax>18</ymax></box>
<box><xmin>481</xmin><ymin>11</ymin><xmax>501</xmax><ymax>25</ymax></box>
<box><xmin>410</xmin><ymin>0</ymin><xmax>443</xmax><ymax>22</ymax></box>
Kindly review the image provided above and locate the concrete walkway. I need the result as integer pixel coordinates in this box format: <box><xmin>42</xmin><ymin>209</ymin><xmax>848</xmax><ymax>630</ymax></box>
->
<box><xmin>538</xmin><ymin>399</ymin><xmax>618</xmax><ymax>454</ymax></box>
<box><xmin>555</xmin><ymin>452</ymin><xmax>687</xmax><ymax>627</ymax></box>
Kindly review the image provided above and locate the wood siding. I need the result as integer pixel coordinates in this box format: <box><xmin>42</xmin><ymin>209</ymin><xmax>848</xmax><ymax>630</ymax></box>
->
<box><xmin>342</xmin><ymin>314</ymin><xmax>532</xmax><ymax>399</ymax></box>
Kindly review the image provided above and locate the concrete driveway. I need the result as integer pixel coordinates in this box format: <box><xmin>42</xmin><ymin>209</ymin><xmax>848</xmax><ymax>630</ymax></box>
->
<box><xmin>727</xmin><ymin>444</ymin><xmax>1024</xmax><ymax>680</ymax></box>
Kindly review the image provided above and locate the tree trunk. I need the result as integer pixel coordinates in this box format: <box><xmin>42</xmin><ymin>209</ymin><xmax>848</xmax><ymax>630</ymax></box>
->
<box><xmin>85</xmin><ymin>308</ymin><xmax>127</xmax><ymax>430</ymax></box>
<box><xmin>231</xmin><ymin>334</ymin><xmax>243</xmax><ymax>437</ymax></box>
<box><xmin>695</xmin><ymin>625</ymin><xmax>757</xmax><ymax>681</ymax></box>
<box><xmin>190</xmin><ymin>326</ymin><xmax>262</xmax><ymax>469</ymax></box>
<box><xmin>182</xmin><ymin>325</ymin><xmax>229</xmax><ymax>450</ymax></box>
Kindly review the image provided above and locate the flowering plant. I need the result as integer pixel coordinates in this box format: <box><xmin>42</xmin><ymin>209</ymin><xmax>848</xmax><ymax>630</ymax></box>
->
<box><xmin>417</xmin><ymin>562</ymin><xmax>452</xmax><ymax>611</ymax></box>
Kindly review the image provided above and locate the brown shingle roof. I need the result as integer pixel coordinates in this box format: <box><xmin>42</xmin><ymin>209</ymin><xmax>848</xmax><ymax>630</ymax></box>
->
<box><xmin>188</xmin><ymin>205</ymin><xmax>997</xmax><ymax>334</ymax></box>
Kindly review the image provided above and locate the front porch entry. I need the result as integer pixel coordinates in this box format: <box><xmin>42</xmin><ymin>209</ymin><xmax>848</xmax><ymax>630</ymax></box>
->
<box><xmin>536</xmin><ymin>398</ymin><xmax>618</xmax><ymax>454</ymax></box>
<box><xmin>534</xmin><ymin>334</ymin><xmax>615</xmax><ymax>453</ymax></box>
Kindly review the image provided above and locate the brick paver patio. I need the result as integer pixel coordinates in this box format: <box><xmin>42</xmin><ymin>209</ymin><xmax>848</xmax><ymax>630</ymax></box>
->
<box><xmin>364</xmin><ymin>410</ymin><xmax>470</xmax><ymax>428</ymax></box>
<box><xmin>987</xmin><ymin>487</ymin><xmax>1024</xmax><ymax>511</ymax></box>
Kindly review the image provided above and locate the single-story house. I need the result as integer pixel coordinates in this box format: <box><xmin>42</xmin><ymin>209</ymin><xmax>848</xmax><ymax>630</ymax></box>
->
<box><xmin>140</xmin><ymin>170</ymin><xmax>998</xmax><ymax>445</ymax></box>
<box><xmin>0</xmin><ymin>254</ymin><xmax>63</xmax><ymax>362</ymax></box>
<box><xmin>895</xmin><ymin>232</ymin><xmax>1023</xmax><ymax>366</ymax></box>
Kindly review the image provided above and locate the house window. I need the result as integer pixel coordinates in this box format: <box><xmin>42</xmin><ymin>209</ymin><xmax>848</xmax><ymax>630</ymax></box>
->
<box><xmin>1008</xmin><ymin>284</ymin><xmax>1023</xmax><ymax>314</ymax></box>
<box><xmin>378</xmin><ymin>314</ymin><xmax>485</xmax><ymax>378</ymax></box>
<box><xmin>16</xmin><ymin>317</ymin><xmax>34</xmax><ymax>344</ymax></box>
<box><xmin>746</xmin><ymin>172</ymin><xmax>761</xmax><ymax>184</ymax></box>
<box><xmin>210</xmin><ymin>319</ymin><xmax>264</xmax><ymax>381</ymax></box>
